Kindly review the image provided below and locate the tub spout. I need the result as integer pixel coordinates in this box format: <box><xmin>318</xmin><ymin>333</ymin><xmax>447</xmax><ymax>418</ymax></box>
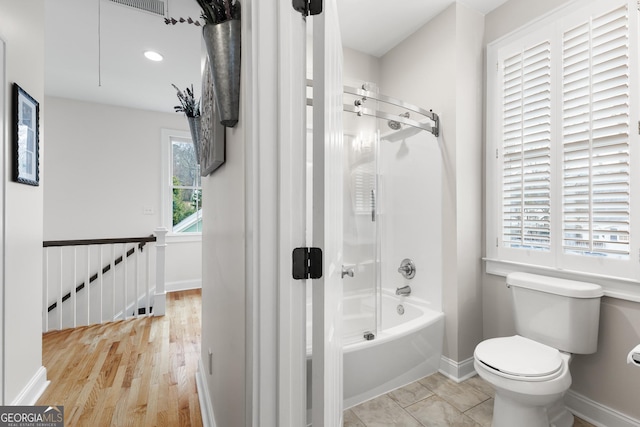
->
<box><xmin>396</xmin><ymin>285</ymin><xmax>411</xmax><ymax>296</ymax></box>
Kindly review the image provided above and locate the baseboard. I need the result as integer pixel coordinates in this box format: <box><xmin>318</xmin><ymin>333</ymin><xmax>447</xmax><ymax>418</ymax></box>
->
<box><xmin>565</xmin><ymin>390</ymin><xmax>640</xmax><ymax>427</ymax></box>
<box><xmin>196</xmin><ymin>358</ymin><xmax>216</xmax><ymax>427</ymax></box>
<box><xmin>438</xmin><ymin>356</ymin><xmax>476</xmax><ymax>383</ymax></box>
<box><xmin>166</xmin><ymin>280</ymin><xmax>202</xmax><ymax>293</ymax></box>
<box><xmin>10</xmin><ymin>366</ymin><xmax>49</xmax><ymax>405</ymax></box>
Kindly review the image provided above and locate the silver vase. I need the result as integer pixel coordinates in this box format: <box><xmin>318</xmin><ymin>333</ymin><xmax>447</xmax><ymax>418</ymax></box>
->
<box><xmin>202</xmin><ymin>19</ymin><xmax>241</xmax><ymax>128</ymax></box>
<box><xmin>187</xmin><ymin>116</ymin><xmax>202</xmax><ymax>164</ymax></box>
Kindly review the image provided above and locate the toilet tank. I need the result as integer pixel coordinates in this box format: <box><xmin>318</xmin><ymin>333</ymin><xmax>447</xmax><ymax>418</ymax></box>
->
<box><xmin>507</xmin><ymin>272</ymin><xmax>603</xmax><ymax>354</ymax></box>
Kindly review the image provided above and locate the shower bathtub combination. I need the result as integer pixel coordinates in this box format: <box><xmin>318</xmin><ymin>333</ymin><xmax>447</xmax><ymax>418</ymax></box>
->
<box><xmin>306</xmin><ymin>290</ymin><xmax>444</xmax><ymax>408</ymax></box>
<box><xmin>306</xmin><ymin>80</ymin><xmax>443</xmax><ymax>410</ymax></box>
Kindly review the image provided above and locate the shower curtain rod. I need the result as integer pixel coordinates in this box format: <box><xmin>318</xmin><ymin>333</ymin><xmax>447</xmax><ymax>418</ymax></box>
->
<box><xmin>306</xmin><ymin>80</ymin><xmax>440</xmax><ymax>137</ymax></box>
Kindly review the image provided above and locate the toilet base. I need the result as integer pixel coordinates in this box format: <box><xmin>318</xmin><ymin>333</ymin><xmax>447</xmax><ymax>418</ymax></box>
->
<box><xmin>548</xmin><ymin>399</ymin><xmax>574</xmax><ymax>427</ymax></box>
<box><xmin>492</xmin><ymin>393</ymin><xmax>573</xmax><ymax>427</ymax></box>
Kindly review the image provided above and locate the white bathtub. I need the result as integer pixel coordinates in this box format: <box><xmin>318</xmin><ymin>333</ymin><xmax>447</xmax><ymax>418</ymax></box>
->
<box><xmin>306</xmin><ymin>290</ymin><xmax>445</xmax><ymax>409</ymax></box>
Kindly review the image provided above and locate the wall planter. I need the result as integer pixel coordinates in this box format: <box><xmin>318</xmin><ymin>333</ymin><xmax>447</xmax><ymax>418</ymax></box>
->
<box><xmin>171</xmin><ymin>83</ymin><xmax>201</xmax><ymax>163</ymax></box>
<box><xmin>186</xmin><ymin>116</ymin><xmax>202</xmax><ymax>164</ymax></box>
<box><xmin>202</xmin><ymin>18</ymin><xmax>241</xmax><ymax>128</ymax></box>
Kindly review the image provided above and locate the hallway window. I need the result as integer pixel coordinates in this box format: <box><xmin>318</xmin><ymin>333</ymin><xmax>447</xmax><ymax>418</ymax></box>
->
<box><xmin>486</xmin><ymin>0</ymin><xmax>638</xmax><ymax>281</ymax></box>
<box><xmin>162</xmin><ymin>129</ymin><xmax>202</xmax><ymax>234</ymax></box>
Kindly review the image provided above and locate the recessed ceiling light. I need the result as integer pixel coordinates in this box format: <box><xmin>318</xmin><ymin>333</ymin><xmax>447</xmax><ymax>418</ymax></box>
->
<box><xmin>144</xmin><ymin>50</ymin><xmax>164</xmax><ymax>62</ymax></box>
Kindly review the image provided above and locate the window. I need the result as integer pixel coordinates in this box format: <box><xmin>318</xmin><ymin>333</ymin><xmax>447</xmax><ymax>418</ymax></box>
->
<box><xmin>486</xmin><ymin>0</ymin><xmax>639</xmax><ymax>283</ymax></box>
<box><xmin>162</xmin><ymin>129</ymin><xmax>202</xmax><ymax>235</ymax></box>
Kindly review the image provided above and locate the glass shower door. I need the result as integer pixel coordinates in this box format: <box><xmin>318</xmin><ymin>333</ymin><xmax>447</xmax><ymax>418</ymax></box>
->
<box><xmin>342</xmin><ymin>108</ymin><xmax>379</xmax><ymax>345</ymax></box>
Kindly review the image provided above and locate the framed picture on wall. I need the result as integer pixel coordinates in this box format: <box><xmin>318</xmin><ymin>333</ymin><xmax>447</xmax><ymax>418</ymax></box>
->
<box><xmin>13</xmin><ymin>83</ymin><xmax>40</xmax><ymax>186</ymax></box>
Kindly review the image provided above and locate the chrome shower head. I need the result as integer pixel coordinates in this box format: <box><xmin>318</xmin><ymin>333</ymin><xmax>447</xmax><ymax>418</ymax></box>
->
<box><xmin>388</xmin><ymin>120</ymin><xmax>402</xmax><ymax>130</ymax></box>
<box><xmin>387</xmin><ymin>112</ymin><xmax>410</xmax><ymax>130</ymax></box>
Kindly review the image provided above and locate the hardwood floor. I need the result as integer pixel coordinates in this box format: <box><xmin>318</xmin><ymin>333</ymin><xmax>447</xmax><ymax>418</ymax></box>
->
<box><xmin>37</xmin><ymin>289</ymin><xmax>203</xmax><ymax>427</ymax></box>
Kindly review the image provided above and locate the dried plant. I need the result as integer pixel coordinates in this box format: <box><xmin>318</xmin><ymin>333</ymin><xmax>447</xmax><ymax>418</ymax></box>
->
<box><xmin>164</xmin><ymin>17</ymin><xmax>202</xmax><ymax>26</ymax></box>
<box><xmin>172</xmin><ymin>84</ymin><xmax>200</xmax><ymax>117</ymax></box>
<box><xmin>195</xmin><ymin>0</ymin><xmax>240</xmax><ymax>25</ymax></box>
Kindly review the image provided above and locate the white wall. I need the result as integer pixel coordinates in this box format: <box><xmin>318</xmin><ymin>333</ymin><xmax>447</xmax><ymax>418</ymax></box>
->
<box><xmin>199</xmin><ymin>21</ymin><xmax>248</xmax><ymax>427</ymax></box>
<box><xmin>44</xmin><ymin>96</ymin><xmax>202</xmax><ymax>292</ymax></box>
<box><xmin>483</xmin><ymin>0</ymin><xmax>640</xmax><ymax>421</ymax></box>
<box><xmin>200</xmin><ymin>122</ymin><xmax>246</xmax><ymax>427</ymax></box>
<box><xmin>379</xmin><ymin>3</ymin><xmax>485</xmax><ymax>362</ymax></box>
<box><xmin>0</xmin><ymin>0</ymin><xmax>46</xmax><ymax>404</ymax></box>
<box><xmin>343</xmin><ymin>47</ymin><xmax>380</xmax><ymax>87</ymax></box>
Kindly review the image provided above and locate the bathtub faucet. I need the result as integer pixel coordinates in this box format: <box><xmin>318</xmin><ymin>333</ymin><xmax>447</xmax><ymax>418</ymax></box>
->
<box><xmin>396</xmin><ymin>285</ymin><xmax>411</xmax><ymax>296</ymax></box>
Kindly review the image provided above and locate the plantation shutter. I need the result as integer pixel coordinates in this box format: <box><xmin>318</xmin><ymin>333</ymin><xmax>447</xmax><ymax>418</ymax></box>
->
<box><xmin>561</xmin><ymin>4</ymin><xmax>631</xmax><ymax>258</ymax></box>
<box><xmin>501</xmin><ymin>41</ymin><xmax>552</xmax><ymax>250</ymax></box>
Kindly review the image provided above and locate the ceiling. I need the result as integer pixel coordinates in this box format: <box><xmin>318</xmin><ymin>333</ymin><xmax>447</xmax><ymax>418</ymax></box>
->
<box><xmin>44</xmin><ymin>0</ymin><xmax>508</xmax><ymax>114</ymax></box>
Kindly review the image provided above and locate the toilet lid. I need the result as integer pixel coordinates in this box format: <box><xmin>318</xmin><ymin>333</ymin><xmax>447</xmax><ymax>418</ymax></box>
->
<box><xmin>475</xmin><ymin>335</ymin><xmax>563</xmax><ymax>378</ymax></box>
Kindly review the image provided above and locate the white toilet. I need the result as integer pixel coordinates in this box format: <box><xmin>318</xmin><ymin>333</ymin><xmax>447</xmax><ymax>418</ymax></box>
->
<box><xmin>473</xmin><ymin>272</ymin><xmax>603</xmax><ymax>427</ymax></box>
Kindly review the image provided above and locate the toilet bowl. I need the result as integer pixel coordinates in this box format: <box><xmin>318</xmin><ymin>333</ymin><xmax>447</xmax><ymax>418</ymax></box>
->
<box><xmin>473</xmin><ymin>273</ymin><xmax>603</xmax><ymax>427</ymax></box>
<box><xmin>474</xmin><ymin>335</ymin><xmax>574</xmax><ymax>427</ymax></box>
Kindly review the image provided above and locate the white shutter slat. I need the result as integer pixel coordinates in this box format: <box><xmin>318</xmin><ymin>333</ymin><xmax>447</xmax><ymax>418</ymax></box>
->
<box><xmin>561</xmin><ymin>3</ymin><xmax>630</xmax><ymax>259</ymax></box>
<box><xmin>501</xmin><ymin>40</ymin><xmax>552</xmax><ymax>251</ymax></box>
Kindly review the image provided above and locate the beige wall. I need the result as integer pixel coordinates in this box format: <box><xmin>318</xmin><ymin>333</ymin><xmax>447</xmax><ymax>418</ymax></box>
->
<box><xmin>483</xmin><ymin>0</ymin><xmax>640</xmax><ymax>420</ymax></box>
<box><xmin>0</xmin><ymin>0</ymin><xmax>46</xmax><ymax>404</ymax></box>
<box><xmin>380</xmin><ymin>3</ymin><xmax>485</xmax><ymax>362</ymax></box>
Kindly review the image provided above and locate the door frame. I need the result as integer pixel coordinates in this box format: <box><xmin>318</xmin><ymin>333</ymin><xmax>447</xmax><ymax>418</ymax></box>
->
<box><xmin>245</xmin><ymin>1</ymin><xmax>308</xmax><ymax>425</ymax></box>
<box><xmin>246</xmin><ymin>1</ymin><xmax>344</xmax><ymax>425</ymax></box>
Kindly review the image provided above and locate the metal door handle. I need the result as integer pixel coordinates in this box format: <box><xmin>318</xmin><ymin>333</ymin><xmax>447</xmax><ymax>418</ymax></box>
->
<box><xmin>341</xmin><ymin>266</ymin><xmax>354</xmax><ymax>278</ymax></box>
<box><xmin>371</xmin><ymin>189</ymin><xmax>376</xmax><ymax>222</ymax></box>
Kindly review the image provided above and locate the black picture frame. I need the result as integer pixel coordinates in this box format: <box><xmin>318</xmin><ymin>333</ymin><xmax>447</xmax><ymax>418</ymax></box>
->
<box><xmin>13</xmin><ymin>83</ymin><xmax>40</xmax><ymax>186</ymax></box>
<box><xmin>200</xmin><ymin>58</ymin><xmax>226</xmax><ymax>176</ymax></box>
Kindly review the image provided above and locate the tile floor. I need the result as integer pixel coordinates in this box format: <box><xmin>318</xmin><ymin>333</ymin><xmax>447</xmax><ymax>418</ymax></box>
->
<box><xmin>344</xmin><ymin>372</ymin><xmax>596</xmax><ymax>427</ymax></box>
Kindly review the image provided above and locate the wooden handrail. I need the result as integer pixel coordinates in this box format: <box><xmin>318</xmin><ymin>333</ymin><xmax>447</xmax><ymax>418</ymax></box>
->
<box><xmin>43</xmin><ymin>235</ymin><xmax>156</xmax><ymax>248</ymax></box>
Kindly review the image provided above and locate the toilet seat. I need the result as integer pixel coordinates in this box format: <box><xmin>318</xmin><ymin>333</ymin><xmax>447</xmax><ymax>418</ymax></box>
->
<box><xmin>475</xmin><ymin>335</ymin><xmax>564</xmax><ymax>382</ymax></box>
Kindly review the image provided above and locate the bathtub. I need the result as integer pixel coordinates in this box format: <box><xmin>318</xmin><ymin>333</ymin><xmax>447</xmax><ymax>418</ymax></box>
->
<box><xmin>306</xmin><ymin>290</ymin><xmax>445</xmax><ymax>409</ymax></box>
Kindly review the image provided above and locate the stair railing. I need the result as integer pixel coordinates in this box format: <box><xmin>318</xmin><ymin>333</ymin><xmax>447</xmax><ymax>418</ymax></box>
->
<box><xmin>42</xmin><ymin>227</ymin><xmax>167</xmax><ymax>332</ymax></box>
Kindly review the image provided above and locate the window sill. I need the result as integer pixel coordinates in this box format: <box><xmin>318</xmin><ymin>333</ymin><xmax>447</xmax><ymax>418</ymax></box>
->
<box><xmin>484</xmin><ymin>258</ymin><xmax>640</xmax><ymax>303</ymax></box>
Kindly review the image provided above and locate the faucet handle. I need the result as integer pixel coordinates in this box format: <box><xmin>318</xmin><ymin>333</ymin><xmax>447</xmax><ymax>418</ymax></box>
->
<box><xmin>397</xmin><ymin>258</ymin><xmax>416</xmax><ymax>279</ymax></box>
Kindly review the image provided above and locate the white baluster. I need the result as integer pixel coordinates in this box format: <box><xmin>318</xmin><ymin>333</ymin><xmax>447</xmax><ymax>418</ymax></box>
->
<box><xmin>86</xmin><ymin>245</ymin><xmax>91</xmax><ymax>326</ymax></box>
<box><xmin>73</xmin><ymin>247</ymin><xmax>77</xmax><ymax>328</ymax></box>
<box><xmin>146</xmin><ymin>242</ymin><xmax>151</xmax><ymax>317</ymax></box>
<box><xmin>99</xmin><ymin>245</ymin><xmax>104</xmax><ymax>323</ymax></box>
<box><xmin>123</xmin><ymin>243</ymin><xmax>128</xmax><ymax>320</ymax></box>
<box><xmin>59</xmin><ymin>248</ymin><xmax>63</xmax><ymax>330</ymax></box>
<box><xmin>134</xmin><ymin>243</ymin><xmax>139</xmax><ymax>318</ymax></box>
<box><xmin>111</xmin><ymin>244</ymin><xmax>116</xmax><ymax>321</ymax></box>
